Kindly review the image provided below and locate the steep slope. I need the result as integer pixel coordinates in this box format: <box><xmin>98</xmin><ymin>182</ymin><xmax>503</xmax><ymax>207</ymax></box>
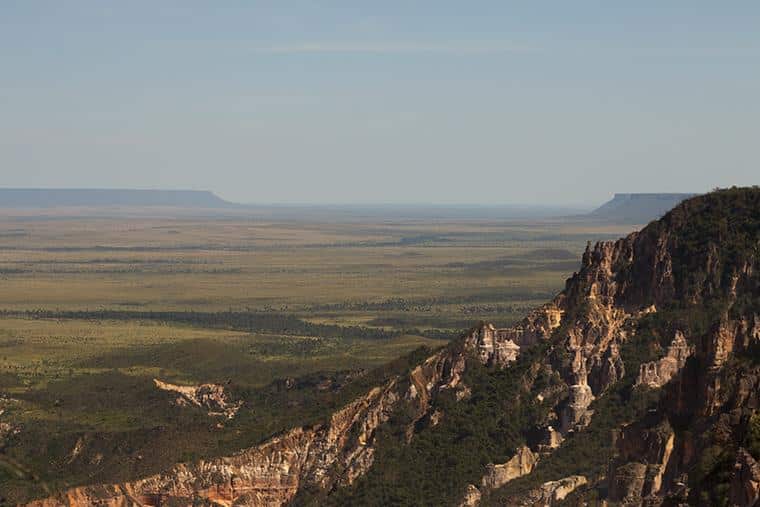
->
<box><xmin>24</xmin><ymin>187</ymin><xmax>760</xmax><ymax>506</ymax></box>
<box><xmin>482</xmin><ymin>186</ymin><xmax>760</xmax><ymax>506</ymax></box>
<box><xmin>330</xmin><ymin>186</ymin><xmax>760</xmax><ymax>506</ymax></box>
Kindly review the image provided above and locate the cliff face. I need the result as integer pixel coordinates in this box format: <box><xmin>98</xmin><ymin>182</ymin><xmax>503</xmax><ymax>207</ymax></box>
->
<box><xmin>28</xmin><ymin>380</ymin><xmax>406</xmax><ymax>507</ymax></box>
<box><xmin>463</xmin><ymin>188</ymin><xmax>760</xmax><ymax>506</ymax></box>
<box><xmin>25</xmin><ymin>188</ymin><xmax>760</xmax><ymax>507</ymax></box>
<box><xmin>479</xmin><ymin>446</ymin><xmax>538</xmax><ymax>493</ymax></box>
<box><xmin>636</xmin><ymin>331</ymin><xmax>692</xmax><ymax>388</ymax></box>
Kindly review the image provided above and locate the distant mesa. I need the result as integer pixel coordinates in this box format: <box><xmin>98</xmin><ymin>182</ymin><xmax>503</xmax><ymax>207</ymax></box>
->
<box><xmin>0</xmin><ymin>188</ymin><xmax>235</xmax><ymax>208</ymax></box>
<box><xmin>589</xmin><ymin>193</ymin><xmax>696</xmax><ymax>223</ymax></box>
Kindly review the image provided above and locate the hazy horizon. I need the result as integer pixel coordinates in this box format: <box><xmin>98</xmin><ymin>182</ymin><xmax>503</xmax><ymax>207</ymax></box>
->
<box><xmin>2</xmin><ymin>3</ymin><xmax>758</xmax><ymax>205</ymax></box>
<box><xmin>0</xmin><ymin>186</ymin><xmax>704</xmax><ymax>211</ymax></box>
<box><xmin>0</xmin><ymin>186</ymin><xmax>595</xmax><ymax>211</ymax></box>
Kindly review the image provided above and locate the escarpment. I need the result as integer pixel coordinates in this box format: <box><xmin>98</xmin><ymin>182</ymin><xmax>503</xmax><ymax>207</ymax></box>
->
<box><xmin>24</xmin><ymin>187</ymin><xmax>760</xmax><ymax>507</ymax></box>
<box><xmin>468</xmin><ymin>188</ymin><xmax>760</xmax><ymax>506</ymax></box>
<box><xmin>28</xmin><ymin>380</ymin><xmax>406</xmax><ymax>507</ymax></box>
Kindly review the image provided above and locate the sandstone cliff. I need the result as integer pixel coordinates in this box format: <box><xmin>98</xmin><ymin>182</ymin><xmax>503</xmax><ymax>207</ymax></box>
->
<box><xmin>28</xmin><ymin>380</ymin><xmax>404</xmax><ymax>506</ymax></box>
<box><xmin>476</xmin><ymin>188</ymin><xmax>760</xmax><ymax>506</ymax></box>
<box><xmin>480</xmin><ymin>446</ymin><xmax>538</xmax><ymax>492</ymax></box>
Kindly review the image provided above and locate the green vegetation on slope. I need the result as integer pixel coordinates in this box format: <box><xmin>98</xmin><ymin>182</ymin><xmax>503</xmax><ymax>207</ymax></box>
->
<box><xmin>0</xmin><ymin>316</ymin><xmax>442</xmax><ymax>503</ymax></box>
<box><xmin>484</xmin><ymin>315</ymin><xmax>666</xmax><ymax>504</ymax></box>
<box><xmin>318</xmin><ymin>341</ymin><xmax>559</xmax><ymax>507</ymax></box>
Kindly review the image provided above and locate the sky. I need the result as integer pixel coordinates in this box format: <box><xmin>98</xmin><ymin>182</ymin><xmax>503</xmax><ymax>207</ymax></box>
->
<box><xmin>1</xmin><ymin>2</ymin><xmax>758</xmax><ymax>205</ymax></box>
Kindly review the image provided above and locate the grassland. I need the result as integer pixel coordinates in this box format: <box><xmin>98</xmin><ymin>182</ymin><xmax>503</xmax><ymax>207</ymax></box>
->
<box><xmin>0</xmin><ymin>208</ymin><xmax>636</xmax><ymax>503</ymax></box>
<box><xmin>0</xmin><ymin>317</ymin><xmax>442</xmax><ymax>389</ymax></box>
<box><xmin>0</xmin><ymin>213</ymin><xmax>628</xmax><ymax>318</ymax></box>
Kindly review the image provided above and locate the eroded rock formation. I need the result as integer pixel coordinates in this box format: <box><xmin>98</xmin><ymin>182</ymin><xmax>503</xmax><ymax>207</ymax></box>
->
<box><xmin>458</xmin><ymin>484</ymin><xmax>482</xmax><ymax>507</ymax></box>
<box><xmin>480</xmin><ymin>446</ymin><xmax>538</xmax><ymax>493</ymax></box>
<box><xmin>636</xmin><ymin>331</ymin><xmax>692</xmax><ymax>388</ymax></box>
<box><xmin>499</xmin><ymin>475</ymin><xmax>588</xmax><ymax>507</ymax></box>
<box><xmin>154</xmin><ymin>379</ymin><xmax>243</xmax><ymax>419</ymax></box>
<box><xmin>467</xmin><ymin>305</ymin><xmax>563</xmax><ymax>368</ymax></box>
<box><xmin>608</xmin><ymin>420</ymin><xmax>675</xmax><ymax>502</ymax></box>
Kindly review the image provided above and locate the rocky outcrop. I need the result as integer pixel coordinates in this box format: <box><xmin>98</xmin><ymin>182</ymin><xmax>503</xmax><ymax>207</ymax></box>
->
<box><xmin>465</xmin><ymin>304</ymin><xmax>563</xmax><ymax>369</ymax></box>
<box><xmin>537</xmin><ymin>475</ymin><xmax>588</xmax><ymax>505</ymax></box>
<box><xmin>461</xmin><ymin>446</ymin><xmax>543</xmax><ymax>505</ymax></box>
<box><xmin>537</xmin><ymin>425</ymin><xmax>563</xmax><ymax>454</ymax></box>
<box><xmin>505</xmin><ymin>475</ymin><xmax>588</xmax><ymax>506</ymax></box>
<box><xmin>480</xmin><ymin>446</ymin><xmax>538</xmax><ymax>492</ymax></box>
<box><xmin>636</xmin><ymin>331</ymin><xmax>693</xmax><ymax>388</ymax></box>
<box><xmin>554</xmin><ymin>239</ymin><xmax>641</xmax><ymax>434</ymax></box>
<box><xmin>458</xmin><ymin>484</ymin><xmax>482</xmax><ymax>507</ymax></box>
<box><xmin>407</xmin><ymin>347</ymin><xmax>467</xmax><ymax>404</ymax></box>
<box><xmin>559</xmin><ymin>382</ymin><xmax>594</xmax><ymax>434</ymax></box>
<box><xmin>405</xmin><ymin>345</ymin><xmax>470</xmax><ymax>440</ymax></box>
<box><xmin>494</xmin><ymin>304</ymin><xmax>564</xmax><ymax>349</ymax></box>
<box><xmin>469</xmin><ymin>323</ymin><xmax>521</xmax><ymax>367</ymax></box>
<box><xmin>154</xmin><ymin>379</ymin><xmax>243</xmax><ymax>419</ymax></box>
<box><xmin>608</xmin><ymin>419</ymin><xmax>676</xmax><ymax>503</ymax></box>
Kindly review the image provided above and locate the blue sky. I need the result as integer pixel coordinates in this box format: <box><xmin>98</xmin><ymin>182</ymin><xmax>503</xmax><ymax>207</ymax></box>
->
<box><xmin>1</xmin><ymin>2</ymin><xmax>758</xmax><ymax>204</ymax></box>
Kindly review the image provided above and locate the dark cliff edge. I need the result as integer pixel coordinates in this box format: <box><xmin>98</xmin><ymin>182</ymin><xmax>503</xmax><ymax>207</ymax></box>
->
<box><xmin>24</xmin><ymin>187</ymin><xmax>760</xmax><ymax>507</ymax></box>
